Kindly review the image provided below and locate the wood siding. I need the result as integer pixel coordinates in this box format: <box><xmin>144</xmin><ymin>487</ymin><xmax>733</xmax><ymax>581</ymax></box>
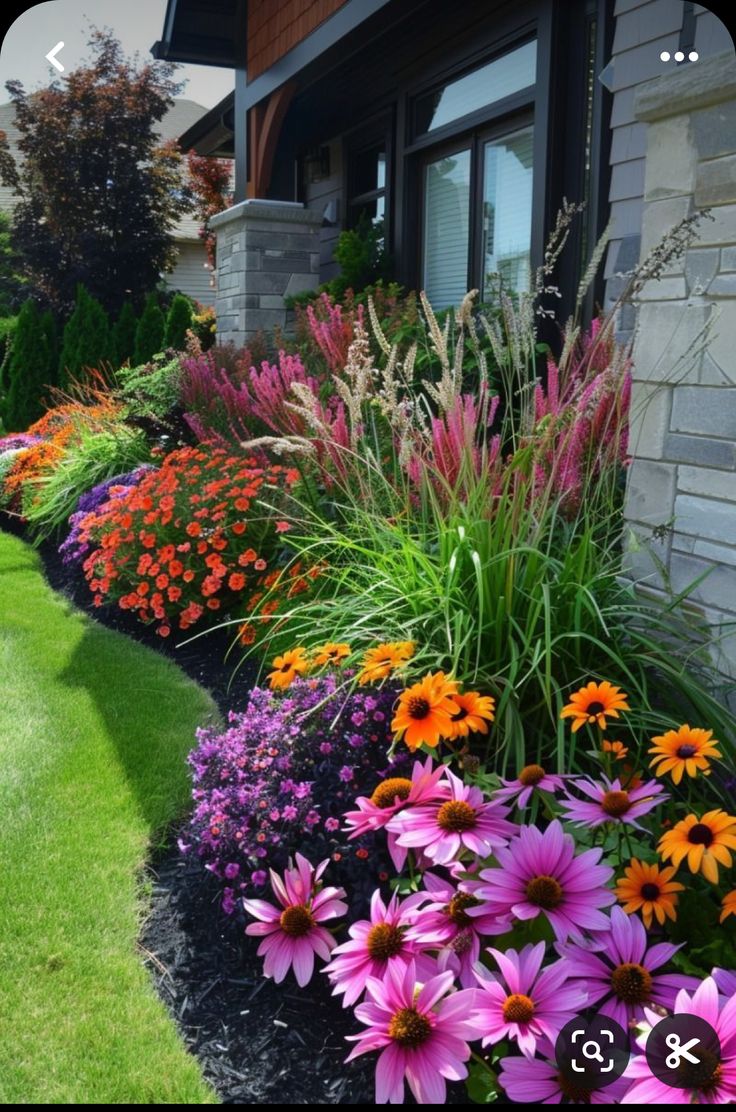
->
<box><xmin>247</xmin><ymin>0</ymin><xmax>347</xmax><ymax>80</ymax></box>
<box><xmin>163</xmin><ymin>241</ymin><xmax>216</xmax><ymax>307</ymax></box>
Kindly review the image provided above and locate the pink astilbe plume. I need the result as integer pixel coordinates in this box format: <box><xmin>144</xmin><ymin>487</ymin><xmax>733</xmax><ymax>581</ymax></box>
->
<box><xmin>306</xmin><ymin>293</ymin><xmax>365</xmax><ymax>374</ymax></box>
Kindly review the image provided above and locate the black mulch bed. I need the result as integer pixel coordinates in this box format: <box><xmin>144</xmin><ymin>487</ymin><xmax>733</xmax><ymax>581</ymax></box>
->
<box><xmin>3</xmin><ymin>515</ymin><xmax>468</xmax><ymax>1104</ymax></box>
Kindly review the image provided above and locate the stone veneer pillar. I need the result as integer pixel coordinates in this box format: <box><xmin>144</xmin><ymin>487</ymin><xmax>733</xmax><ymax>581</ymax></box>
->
<box><xmin>209</xmin><ymin>200</ymin><xmax>322</xmax><ymax>346</ymax></box>
<box><xmin>623</xmin><ymin>50</ymin><xmax>736</xmax><ymax>681</ymax></box>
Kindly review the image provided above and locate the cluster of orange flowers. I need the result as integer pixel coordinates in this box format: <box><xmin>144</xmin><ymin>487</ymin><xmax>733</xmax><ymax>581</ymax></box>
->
<box><xmin>76</xmin><ymin>445</ymin><xmax>299</xmax><ymax>636</ymax></box>
<box><xmin>562</xmin><ymin>678</ymin><xmax>736</xmax><ymax>929</ymax></box>
<box><xmin>267</xmin><ymin>642</ymin><xmax>352</xmax><ymax>689</ymax></box>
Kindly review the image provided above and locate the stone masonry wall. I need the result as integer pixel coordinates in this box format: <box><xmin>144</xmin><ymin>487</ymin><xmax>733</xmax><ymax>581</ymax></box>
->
<box><xmin>209</xmin><ymin>200</ymin><xmax>322</xmax><ymax>346</ymax></box>
<box><xmin>623</xmin><ymin>49</ymin><xmax>736</xmax><ymax>680</ymax></box>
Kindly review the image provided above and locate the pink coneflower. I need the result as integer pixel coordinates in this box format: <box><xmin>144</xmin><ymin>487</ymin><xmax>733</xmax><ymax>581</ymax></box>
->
<box><xmin>492</xmin><ymin>764</ymin><xmax>566</xmax><ymax>809</ymax></box>
<box><xmin>324</xmin><ymin>889</ymin><xmax>440</xmax><ymax>1007</ymax></box>
<box><xmin>714</xmin><ymin>967</ymin><xmax>736</xmax><ymax>998</ymax></box>
<box><xmin>342</xmin><ymin>756</ymin><xmax>450</xmax><ymax>871</ymax></box>
<box><xmin>556</xmin><ymin>907</ymin><xmax>697</xmax><ymax>1029</ymax></box>
<box><xmin>622</xmin><ymin>977</ymin><xmax>736</xmax><ymax>1104</ymax></box>
<box><xmin>500</xmin><ymin>1044</ymin><xmax>631</xmax><ymax>1104</ymax></box>
<box><xmin>404</xmin><ymin>872</ymin><xmax>512</xmax><ymax>988</ymax></box>
<box><xmin>470</xmin><ymin>942</ymin><xmax>587</xmax><ymax>1058</ymax></box>
<box><xmin>243</xmin><ymin>853</ymin><xmax>347</xmax><ymax>987</ymax></box>
<box><xmin>469</xmin><ymin>820</ymin><xmax>615</xmax><ymax>942</ymax></box>
<box><xmin>345</xmin><ymin>960</ymin><xmax>478</xmax><ymax>1104</ymax></box>
<box><xmin>387</xmin><ymin>767</ymin><xmax>515</xmax><ymax>867</ymax></box>
<box><xmin>559</xmin><ymin>775</ymin><xmax>667</xmax><ymax>830</ymax></box>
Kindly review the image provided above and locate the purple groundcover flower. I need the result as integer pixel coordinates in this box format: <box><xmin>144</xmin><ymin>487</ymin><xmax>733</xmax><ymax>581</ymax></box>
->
<box><xmin>404</xmin><ymin>871</ymin><xmax>511</xmax><ymax>989</ymax></box>
<box><xmin>499</xmin><ymin>1041</ymin><xmax>631</xmax><ymax>1104</ymax></box>
<box><xmin>0</xmin><ymin>433</ymin><xmax>41</xmax><ymax>452</ymax></box>
<box><xmin>471</xmin><ymin>942</ymin><xmax>587</xmax><ymax>1058</ymax></box>
<box><xmin>387</xmin><ymin>767</ymin><xmax>515</xmax><ymax>867</ymax></box>
<box><xmin>559</xmin><ymin>775</ymin><xmax>667</xmax><ymax>830</ymax></box>
<box><xmin>58</xmin><ymin>465</ymin><xmax>154</xmax><ymax>565</ymax></box>
<box><xmin>556</xmin><ymin>906</ymin><xmax>698</xmax><ymax>1029</ymax></box>
<box><xmin>492</xmin><ymin>764</ymin><xmax>567</xmax><ymax>809</ymax></box>
<box><xmin>324</xmin><ymin>889</ymin><xmax>439</xmax><ymax>1007</ymax></box>
<box><xmin>243</xmin><ymin>853</ymin><xmax>347</xmax><ymax>987</ymax></box>
<box><xmin>470</xmin><ymin>820</ymin><xmax>615</xmax><ymax>943</ymax></box>
<box><xmin>623</xmin><ymin>977</ymin><xmax>736</xmax><ymax>1103</ymax></box>
<box><xmin>346</xmin><ymin>960</ymin><xmax>478</xmax><ymax>1104</ymax></box>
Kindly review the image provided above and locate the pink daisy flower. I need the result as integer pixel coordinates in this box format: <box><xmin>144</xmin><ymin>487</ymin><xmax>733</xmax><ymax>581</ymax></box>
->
<box><xmin>559</xmin><ymin>775</ymin><xmax>667</xmax><ymax>830</ymax></box>
<box><xmin>556</xmin><ymin>906</ymin><xmax>697</xmax><ymax>1030</ymax></box>
<box><xmin>714</xmin><ymin>967</ymin><xmax>736</xmax><ymax>998</ymax></box>
<box><xmin>623</xmin><ymin>977</ymin><xmax>736</xmax><ymax>1103</ymax></box>
<box><xmin>243</xmin><ymin>853</ymin><xmax>347</xmax><ymax>987</ymax></box>
<box><xmin>492</xmin><ymin>764</ymin><xmax>566</xmax><ymax>809</ymax></box>
<box><xmin>404</xmin><ymin>871</ymin><xmax>511</xmax><ymax>988</ymax></box>
<box><xmin>387</xmin><ymin>767</ymin><xmax>515</xmax><ymax>867</ymax></box>
<box><xmin>343</xmin><ymin>756</ymin><xmax>450</xmax><ymax>871</ymax></box>
<box><xmin>469</xmin><ymin>820</ymin><xmax>615</xmax><ymax>943</ymax></box>
<box><xmin>470</xmin><ymin>942</ymin><xmax>587</xmax><ymax>1058</ymax></box>
<box><xmin>500</xmin><ymin>1042</ymin><xmax>631</xmax><ymax>1104</ymax></box>
<box><xmin>345</xmin><ymin>960</ymin><xmax>478</xmax><ymax>1104</ymax></box>
<box><xmin>324</xmin><ymin>889</ymin><xmax>440</xmax><ymax>1007</ymax></box>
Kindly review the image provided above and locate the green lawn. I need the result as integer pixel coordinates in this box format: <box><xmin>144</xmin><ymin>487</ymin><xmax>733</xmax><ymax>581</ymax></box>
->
<box><xmin>0</xmin><ymin>531</ymin><xmax>219</xmax><ymax>1103</ymax></box>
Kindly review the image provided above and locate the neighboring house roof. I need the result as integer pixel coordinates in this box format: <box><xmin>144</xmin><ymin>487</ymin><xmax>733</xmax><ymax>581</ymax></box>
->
<box><xmin>0</xmin><ymin>97</ymin><xmax>210</xmax><ymax>242</ymax></box>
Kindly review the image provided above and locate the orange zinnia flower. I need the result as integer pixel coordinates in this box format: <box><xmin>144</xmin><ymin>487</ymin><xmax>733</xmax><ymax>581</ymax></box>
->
<box><xmin>267</xmin><ymin>647</ymin><xmax>310</xmax><ymax>690</ymax></box>
<box><xmin>357</xmin><ymin>641</ymin><xmax>414</xmax><ymax>684</ymax></box>
<box><xmin>658</xmin><ymin>809</ymin><xmax>736</xmax><ymax>885</ymax></box>
<box><xmin>444</xmin><ymin>691</ymin><xmax>496</xmax><ymax>739</ymax></box>
<box><xmin>312</xmin><ymin>642</ymin><xmax>351</xmax><ymax>667</ymax></box>
<box><xmin>648</xmin><ymin>724</ymin><xmax>722</xmax><ymax>785</ymax></box>
<box><xmin>560</xmin><ymin>680</ymin><xmax>629</xmax><ymax>732</ymax></box>
<box><xmin>391</xmin><ymin>672</ymin><xmax>459</xmax><ymax>751</ymax></box>
<box><xmin>614</xmin><ymin>858</ymin><xmax>684</xmax><ymax>928</ymax></box>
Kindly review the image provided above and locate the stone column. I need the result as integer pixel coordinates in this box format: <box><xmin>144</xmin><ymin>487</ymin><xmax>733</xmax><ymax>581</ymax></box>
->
<box><xmin>623</xmin><ymin>51</ymin><xmax>736</xmax><ymax>680</ymax></box>
<box><xmin>209</xmin><ymin>199</ymin><xmax>322</xmax><ymax>346</ymax></box>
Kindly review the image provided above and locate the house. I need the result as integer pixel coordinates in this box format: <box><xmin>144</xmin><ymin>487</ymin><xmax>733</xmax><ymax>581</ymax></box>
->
<box><xmin>0</xmin><ymin>97</ymin><xmax>217</xmax><ymax>307</ymax></box>
<box><xmin>153</xmin><ymin>0</ymin><xmax>736</xmax><ymax>679</ymax></box>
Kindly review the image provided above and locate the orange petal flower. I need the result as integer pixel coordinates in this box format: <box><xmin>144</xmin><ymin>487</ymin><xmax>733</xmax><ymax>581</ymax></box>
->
<box><xmin>391</xmin><ymin>672</ymin><xmax>459</xmax><ymax>751</ymax></box>
<box><xmin>560</xmin><ymin>680</ymin><xmax>629</xmax><ymax>732</ymax></box>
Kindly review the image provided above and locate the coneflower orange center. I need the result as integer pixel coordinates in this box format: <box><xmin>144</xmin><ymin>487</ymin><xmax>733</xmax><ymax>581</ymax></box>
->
<box><xmin>676</xmin><ymin>1050</ymin><xmax>721</xmax><ymax>1093</ymax></box>
<box><xmin>610</xmin><ymin>962</ymin><xmax>652</xmax><ymax>1003</ymax></box>
<box><xmin>279</xmin><ymin>904</ymin><xmax>315</xmax><ymax>937</ymax></box>
<box><xmin>601</xmin><ymin>790</ymin><xmax>631</xmax><ymax>817</ymax></box>
<box><xmin>437</xmin><ymin>799</ymin><xmax>477</xmax><ymax>832</ymax></box>
<box><xmin>526</xmin><ymin>875</ymin><xmax>563</xmax><ymax>909</ymax></box>
<box><xmin>446</xmin><ymin>891</ymin><xmax>480</xmax><ymax>926</ymax></box>
<box><xmin>502</xmin><ymin>993</ymin><xmax>535</xmax><ymax>1023</ymax></box>
<box><xmin>640</xmin><ymin>882</ymin><xmax>660</xmax><ymax>900</ymax></box>
<box><xmin>388</xmin><ymin>1007</ymin><xmax>432</xmax><ymax>1048</ymax></box>
<box><xmin>688</xmin><ymin>822</ymin><xmax>714</xmax><ymax>846</ymax></box>
<box><xmin>370</xmin><ymin>777</ymin><xmax>413</xmax><ymax>809</ymax></box>
<box><xmin>677</xmin><ymin>744</ymin><xmax>697</xmax><ymax>758</ymax></box>
<box><xmin>407</xmin><ymin>696</ymin><xmax>431</xmax><ymax>720</ymax></box>
<box><xmin>519</xmin><ymin>764</ymin><xmax>546</xmax><ymax>786</ymax></box>
<box><xmin>366</xmin><ymin>922</ymin><xmax>405</xmax><ymax>961</ymax></box>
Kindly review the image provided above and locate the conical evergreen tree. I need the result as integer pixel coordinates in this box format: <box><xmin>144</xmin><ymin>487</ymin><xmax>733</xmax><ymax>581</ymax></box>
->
<box><xmin>59</xmin><ymin>285</ymin><xmax>113</xmax><ymax>382</ymax></box>
<box><xmin>133</xmin><ymin>293</ymin><xmax>165</xmax><ymax>365</ymax></box>
<box><xmin>163</xmin><ymin>293</ymin><xmax>193</xmax><ymax>351</ymax></box>
<box><xmin>113</xmin><ymin>301</ymin><xmax>138</xmax><ymax>366</ymax></box>
<box><xmin>2</xmin><ymin>299</ymin><xmax>55</xmax><ymax>430</ymax></box>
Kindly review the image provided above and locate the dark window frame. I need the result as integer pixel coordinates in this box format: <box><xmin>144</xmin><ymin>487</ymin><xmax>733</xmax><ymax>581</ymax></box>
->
<box><xmin>342</xmin><ymin>114</ymin><xmax>394</xmax><ymax>244</ymax></box>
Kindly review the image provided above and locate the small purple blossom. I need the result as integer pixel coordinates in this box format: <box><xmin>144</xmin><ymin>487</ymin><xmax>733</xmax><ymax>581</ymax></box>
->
<box><xmin>339</xmin><ymin>766</ymin><xmax>354</xmax><ymax>782</ymax></box>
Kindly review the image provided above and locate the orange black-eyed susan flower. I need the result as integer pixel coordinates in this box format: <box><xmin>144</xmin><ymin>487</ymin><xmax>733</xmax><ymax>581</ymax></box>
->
<box><xmin>444</xmin><ymin>690</ymin><xmax>496</xmax><ymax>739</ymax></box>
<box><xmin>614</xmin><ymin>858</ymin><xmax>684</xmax><ymax>928</ymax></box>
<box><xmin>357</xmin><ymin>641</ymin><xmax>414</xmax><ymax>685</ymax></box>
<box><xmin>267</xmin><ymin>647</ymin><xmax>310</xmax><ymax>691</ymax></box>
<box><xmin>602</xmin><ymin>740</ymin><xmax>629</xmax><ymax>760</ymax></box>
<box><xmin>720</xmin><ymin>889</ymin><xmax>736</xmax><ymax>923</ymax></box>
<box><xmin>391</xmin><ymin>671</ymin><xmax>459</xmax><ymax>751</ymax></box>
<box><xmin>560</xmin><ymin>681</ymin><xmax>629</xmax><ymax>732</ymax></box>
<box><xmin>658</xmin><ymin>809</ymin><xmax>736</xmax><ymax>885</ymax></box>
<box><xmin>312</xmin><ymin>642</ymin><xmax>351</xmax><ymax>668</ymax></box>
<box><xmin>648</xmin><ymin>724</ymin><xmax>722</xmax><ymax>785</ymax></box>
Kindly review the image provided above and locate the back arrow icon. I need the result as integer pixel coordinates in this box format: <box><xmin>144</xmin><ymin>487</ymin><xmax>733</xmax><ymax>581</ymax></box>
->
<box><xmin>46</xmin><ymin>42</ymin><xmax>64</xmax><ymax>73</ymax></box>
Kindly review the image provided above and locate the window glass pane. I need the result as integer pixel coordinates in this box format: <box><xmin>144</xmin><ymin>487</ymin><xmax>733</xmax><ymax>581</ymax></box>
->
<box><xmin>423</xmin><ymin>148</ymin><xmax>471</xmax><ymax>310</ymax></box>
<box><xmin>352</xmin><ymin>144</ymin><xmax>387</xmax><ymax>195</ymax></box>
<box><xmin>349</xmin><ymin>195</ymin><xmax>385</xmax><ymax>227</ymax></box>
<box><xmin>415</xmin><ymin>40</ymin><xmax>536</xmax><ymax>136</ymax></box>
<box><xmin>482</xmin><ymin>126</ymin><xmax>534</xmax><ymax>297</ymax></box>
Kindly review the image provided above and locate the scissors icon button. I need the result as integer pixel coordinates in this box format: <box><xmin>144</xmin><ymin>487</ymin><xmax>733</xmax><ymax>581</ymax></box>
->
<box><xmin>645</xmin><ymin>1014</ymin><xmax>720</xmax><ymax>1090</ymax></box>
<box><xmin>665</xmin><ymin>1032</ymin><xmax>701</xmax><ymax>1069</ymax></box>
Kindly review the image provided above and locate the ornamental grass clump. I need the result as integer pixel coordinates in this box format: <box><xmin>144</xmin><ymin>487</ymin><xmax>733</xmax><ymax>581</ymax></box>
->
<box><xmin>180</xmin><ymin>675</ymin><xmax>406</xmax><ymax>913</ymax></box>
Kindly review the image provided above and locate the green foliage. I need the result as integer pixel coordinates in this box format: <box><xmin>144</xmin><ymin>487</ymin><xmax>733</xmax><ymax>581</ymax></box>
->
<box><xmin>133</xmin><ymin>293</ymin><xmax>165</xmax><ymax>366</ymax></box>
<box><xmin>113</xmin><ymin>301</ymin><xmax>138</xmax><ymax>366</ymax></box>
<box><xmin>163</xmin><ymin>293</ymin><xmax>193</xmax><ymax>351</ymax></box>
<box><xmin>1</xmin><ymin>299</ymin><xmax>57</xmax><ymax>431</ymax></box>
<box><xmin>22</xmin><ymin>421</ymin><xmax>151</xmax><ymax>540</ymax></box>
<box><xmin>0</xmin><ymin>211</ymin><xmax>25</xmax><ymax>315</ymax></box>
<box><xmin>58</xmin><ymin>285</ymin><xmax>113</xmax><ymax>382</ymax></box>
<box><xmin>116</xmin><ymin>353</ymin><xmax>181</xmax><ymax>420</ymax></box>
<box><xmin>286</xmin><ymin>215</ymin><xmax>392</xmax><ymax>308</ymax></box>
